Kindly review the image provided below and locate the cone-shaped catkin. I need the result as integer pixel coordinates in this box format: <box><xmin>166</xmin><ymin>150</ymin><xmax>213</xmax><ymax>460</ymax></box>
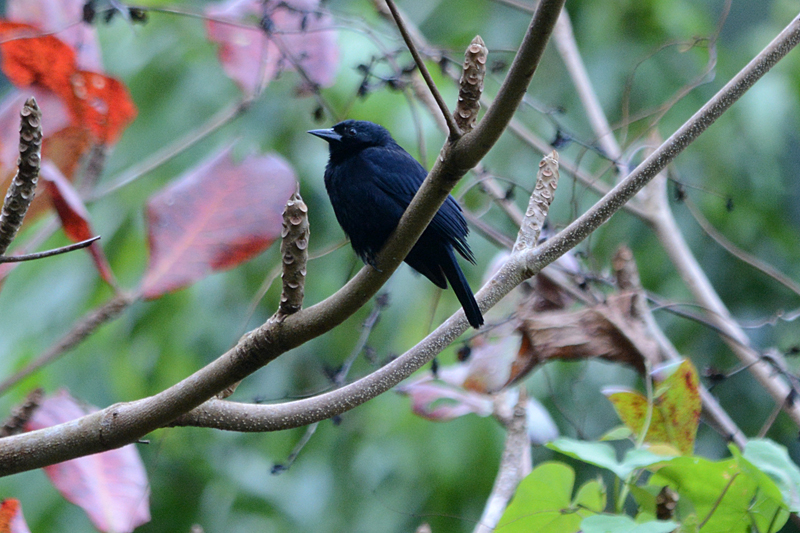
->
<box><xmin>613</xmin><ymin>245</ymin><xmax>640</xmax><ymax>291</ymax></box>
<box><xmin>0</xmin><ymin>98</ymin><xmax>42</xmax><ymax>256</ymax></box>
<box><xmin>514</xmin><ymin>150</ymin><xmax>559</xmax><ymax>252</ymax></box>
<box><xmin>454</xmin><ymin>35</ymin><xmax>488</xmax><ymax>133</ymax></box>
<box><xmin>277</xmin><ymin>188</ymin><xmax>309</xmax><ymax>317</ymax></box>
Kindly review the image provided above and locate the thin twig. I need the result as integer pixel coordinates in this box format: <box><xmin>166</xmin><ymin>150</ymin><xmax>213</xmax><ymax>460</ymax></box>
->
<box><xmin>383</xmin><ymin>0</ymin><xmax>461</xmax><ymax>138</ymax></box>
<box><xmin>271</xmin><ymin>422</ymin><xmax>318</xmax><ymax>474</ymax></box>
<box><xmin>334</xmin><ymin>297</ymin><xmax>387</xmax><ymax>387</ymax></box>
<box><xmin>684</xmin><ymin>196</ymin><xmax>800</xmax><ymax>298</ymax></box>
<box><xmin>0</xmin><ymin>236</ymin><xmax>100</xmax><ymax>263</ymax></box>
<box><xmin>552</xmin><ymin>10</ymin><xmax>626</xmax><ymax>176</ymax></box>
<box><xmin>0</xmin><ymin>292</ymin><xmax>135</xmax><ymax>396</ymax></box>
<box><xmin>90</xmin><ymin>101</ymin><xmax>249</xmax><ymax>200</ymax></box>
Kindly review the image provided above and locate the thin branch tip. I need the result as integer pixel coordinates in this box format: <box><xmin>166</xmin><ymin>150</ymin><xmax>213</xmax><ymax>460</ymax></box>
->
<box><xmin>0</xmin><ymin>236</ymin><xmax>101</xmax><ymax>263</ymax></box>
<box><xmin>383</xmin><ymin>0</ymin><xmax>461</xmax><ymax>138</ymax></box>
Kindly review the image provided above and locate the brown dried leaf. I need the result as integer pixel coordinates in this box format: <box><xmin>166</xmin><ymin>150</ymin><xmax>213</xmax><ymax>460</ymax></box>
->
<box><xmin>516</xmin><ymin>291</ymin><xmax>659</xmax><ymax>377</ymax></box>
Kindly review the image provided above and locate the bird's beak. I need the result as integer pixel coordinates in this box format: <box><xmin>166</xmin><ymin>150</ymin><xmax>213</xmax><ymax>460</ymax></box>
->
<box><xmin>307</xmin><ymin>128</ymin><xmax>342</xmax><ymax>143</ymax></box>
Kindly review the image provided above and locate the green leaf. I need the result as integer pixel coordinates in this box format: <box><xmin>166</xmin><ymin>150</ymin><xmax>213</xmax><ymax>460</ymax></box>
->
<box><xmin>730</xmin><ymin>445</ymin><xmax>790</xmax><ymax>531</ymax></box>
<box><xmin>497</xmin><ymin>462</ymin><xmax>599</xmax><ymax>533</ymax></box>
<box><xmin>741</xmin><ymin>439</ymin><xmax>800</xmax><ymax>512</ymax></box>
<box><xmin>547</xmin><ymin>438</ymin><xmax>672</xmax><ymax>479</ymax></box>
<box><xmin>629</xmin><ymin>484</ymin><xmax>659</xmax><ymax>517</ymax></box>
<box><xmin>574</xmin><ymin>478</ymin><xmax>607</xmax><ymax>513</ymax></box>
<box><xmin>581</xmin><ymin>514</ymin><xmax>677</xmax><ymax>533</ymax></box>
<box><xmin>599</xmin><ymin>425</ymin><xmax>634</xmax><ymax>442</ymax></box>
<box><xmin>547</xmin><ymin>439</ymin><xmax>628</xmax><ymax>479</ymax></box>
<box><xmin>648</xmin><ymin>454</ymin><xmax>788</xmax><ymax>533</ymax></box>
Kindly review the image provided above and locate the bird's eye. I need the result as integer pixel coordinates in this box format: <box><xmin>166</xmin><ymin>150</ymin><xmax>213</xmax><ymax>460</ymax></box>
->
<box><xmin>347</xmin><ymin>127</ymin><xmax>357</xmax><ymax>137</ymax></box>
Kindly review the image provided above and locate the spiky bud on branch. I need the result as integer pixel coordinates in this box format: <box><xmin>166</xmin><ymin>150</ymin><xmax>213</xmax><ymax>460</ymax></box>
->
<box><xmin>454</xmin><ymin>35</ymin><xmax>488</xmax><ymax>133</ymax></box>
<box><xmin>0</xmin><ymin>97</ymin><xmax>42</xmax><ymax>256</ymax></box>
<box><xmin>277</xmin><ymin>188</ymin><xmax>309</xmax><ymax>318</ymax></box>
<box><xmin>514</xmin><ymin>150</ymin><xmax>559</xmax><ymax>252</ymax></box>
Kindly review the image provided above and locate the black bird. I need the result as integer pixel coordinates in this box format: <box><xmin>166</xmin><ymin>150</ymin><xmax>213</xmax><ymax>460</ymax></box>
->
<box><xmin>309</xmin><ymin>120</ymin><xmax>484</xmax><ymax>328</ymax></box>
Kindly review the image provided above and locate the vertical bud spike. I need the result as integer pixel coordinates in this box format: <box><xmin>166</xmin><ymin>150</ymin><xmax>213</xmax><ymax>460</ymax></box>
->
<box><xmin>0</xmin><ymin>97</ymin><xmax>43</xmax><ymax>256</ymax></box>
<box><xmin>276</xmin><ymin>187</ymin><xmax>309</xmax><ymax>319</ymax></box>
<box><xmin>513</xmin><ymin>150</ymin><xmax>559</xmax><ymax>253</ymax></box>
<box><xmin>454</xmin><ymin>35</ymin><xmax>488</xmax><ymax>133</ymax></box>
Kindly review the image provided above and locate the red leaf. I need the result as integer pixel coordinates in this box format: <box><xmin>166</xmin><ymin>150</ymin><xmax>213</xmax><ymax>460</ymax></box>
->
<box><xmin>0</xmin><ymin>21</ymin><xmax>77</xmax><ymax>100</ymax></box>
<box><xmin>24</xmin><ymin>390</ymin><xmax>150</xmax><ymax>533</ymax></box>
<box><xmin>0</xmin><ymin>499</ymin><xmax>31</xmax><ymax>533</ymax></box>
<box><xmin>0</xmin><ymin>21</ymin><xmax>136</xmax><ymax>145</ymax></box>
<box><xmin>206</xmin><ymin>0</ymin><xmax>338</xmax><ymax>95</ymax></box>
<box><xmin>141</xmin><ymin>147</ymin><xmax>296</xmax><ymax>299</ymax></box>
<box><xmin>6</xmin><ymin>0</ymin><xmax>102</xmax><ymax>70</ymax></box>
<box><xmin>41</xmin><ymin>161</ymin><xmax>115</xmax><ymax>285</ymax></box>
<box><xmin>67</xmin><ymin>71</ymin><xmax>137</xmax><ymax>144</ymax></box>
<box><xmin>396</xmin><ymin>378</ymin><xmax>494</xmax><ymax>421</ymax></box>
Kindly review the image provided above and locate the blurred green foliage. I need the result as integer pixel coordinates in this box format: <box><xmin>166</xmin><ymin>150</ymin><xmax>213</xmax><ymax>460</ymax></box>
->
<box><xmin>0</xmin><ymin>0</ymin><xmax>799</xmax><ymax>531</ymax></box>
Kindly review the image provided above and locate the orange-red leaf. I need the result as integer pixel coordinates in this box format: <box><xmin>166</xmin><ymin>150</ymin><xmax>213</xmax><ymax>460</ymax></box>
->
<box><xmin>67</xmin><ymin>71</ymin><xmax>137</xmax><ymax>144</ymax></box>
<box><xmin>41</xmin><ymin>162</ymin><xmax>115</xmax><ymax>285</ymax></box>
<box><xmin>141</xmin><ymin>146</ymin><xmax>296</xmax><ymax>299</ymax></box>
<box><xmin>0</xmin><ymin>21</ymin><xmax>136</xmax><ymax>145</ymax></box>
<box><xmin>0</xmin><ymin>21</ymin><xmax>77</xmax><ymax>99</ymax></box>
<box><xmin>7</xmin><ymin>0</ymin><xmax>102</xmax><ymax>70</ymax></box>
<box><xmin>0</xmin><ymin>499</ymin><xmax>31</xmax><ymax>533</ymax></box>
<box><xmin>24</xmin><ymin>390</ymin><xmax>150</xmax><ymax>533</ymax></box>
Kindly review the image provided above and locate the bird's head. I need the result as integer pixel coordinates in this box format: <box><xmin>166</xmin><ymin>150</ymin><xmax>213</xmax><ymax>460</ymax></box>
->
<box><xmin>308</xmin><ymin>120</ymin><xmax>394</xmax><ymax>158</ymax></box>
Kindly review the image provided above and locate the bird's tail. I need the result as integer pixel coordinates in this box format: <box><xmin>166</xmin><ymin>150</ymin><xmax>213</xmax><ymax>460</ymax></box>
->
<box><xmin>441</xmin><ymin>247</ymin><xmax>484</xmax><ymax>329</ymax></box>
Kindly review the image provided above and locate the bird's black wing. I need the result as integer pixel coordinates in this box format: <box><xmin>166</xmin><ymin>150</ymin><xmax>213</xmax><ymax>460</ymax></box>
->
<box><xmin>360</xmin><ymin>145</ymin><xmax>474</xmax><ymax>263</ymax></box>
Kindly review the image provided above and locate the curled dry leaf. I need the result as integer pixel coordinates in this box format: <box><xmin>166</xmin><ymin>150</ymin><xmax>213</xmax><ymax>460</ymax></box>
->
<box><xmin>141</xmin><ymin>146</ymin><xmax>296</xmax><ymax>300</ymax></box>
<box><xmin>461</xmin><ymin>334</ymin><xmax>524</xmax><ymax>394</ymax></box>
<box><xmin>515</xmin><ymin>291</ymin><xmax>660</xmax><ymax>378</ymax></box>
<box><xmin>24</xmin><ymin>390</ymin><xmax>150</xmax><ymax>533</ymax></box>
